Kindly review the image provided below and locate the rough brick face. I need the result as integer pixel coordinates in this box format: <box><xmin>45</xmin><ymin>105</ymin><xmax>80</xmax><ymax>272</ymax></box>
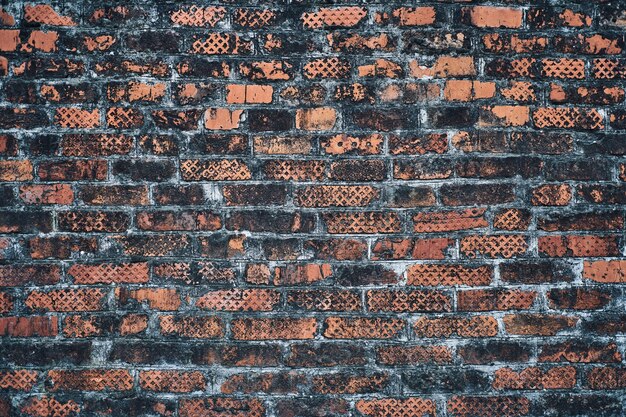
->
<box><xmin>0</xmin><ymin>0</ymin><xmax>625</xmax><ymax>415</ymax></box>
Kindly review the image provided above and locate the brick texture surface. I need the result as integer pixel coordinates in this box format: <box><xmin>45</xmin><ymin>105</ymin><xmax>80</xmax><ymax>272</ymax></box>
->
<box><xmin>0</xmin><ymin>1</ymin><xmax>625</xmax><ymax>416</ymax></box>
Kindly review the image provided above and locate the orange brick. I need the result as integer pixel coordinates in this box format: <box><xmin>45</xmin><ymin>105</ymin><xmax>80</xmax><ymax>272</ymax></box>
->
<box><xmin>48</xmin><ymin>369</ymin><xmax>132</xmax><ymax>391</ymax></box>
<box><xmin>410</xmin><ymin>56</ymin><xmax>475</xmax><ymax>78</ymax></box>
<box><xmin>301</xmin><ymin>7</ymin><xmax>367</xmax><ymax>29</ymax></box>
<box><xmin>480</xmin><ymin>105</ymin><xmax>530</xmax><ymax>126</ymax></box>
<box><xmin>55</xmin><ymin>108</ymin><xmax>100</xmax><ymax>129</ymax></box>
<box><xmin>391</xmin><ymin>7</ymin><xmax>436</xmax><ymax>26</ymax></box>
<box><xmin>0</xmin><ymin>160</ymin><xmax>33</xmax><ymax>181</ymax></box>
<box><xmin>444</xmin><ymin>80</ymin><xmax>495</xmax><ymax>101</ymax></box>
<box><xmin>467</xmin><ymin>6</ymin><xmax>523</xmax><ymax>28</ymax></box>
<box><xmin>226</xmin><ymin>84</ymin><xmax>273</xmax><ymax>104</ymax></box>
<box><xmin>0</xmin><ymin>30</ymin><xmax>19</xmax><ymax>52</ymax></box>
<box><xmin>583</xmin><ymin>260</ymin><xmax>626</xmax><ymax>283</ymax></box>
<box><xmin>24</xmin><ymin>4</ymin><xmax>76</xmax><ymax>26</ymax></box>
<box><xmin>231</xmin><ymin>317</ymin><xmax>317</xmax><ymax>340</ymax></box>
<box><xmin>204</xmin><ymin>108</ymin><xmax>243</xmax><ymax>130</ymax></box>
<box><xmin>296</xmin><ymin>107</ymin><xmax>337</xmax><ymax>131</ymax></box>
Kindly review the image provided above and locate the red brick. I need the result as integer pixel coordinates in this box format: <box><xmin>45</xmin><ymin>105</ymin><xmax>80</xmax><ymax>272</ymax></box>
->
<box><xmin>231</xmin><ymin>318</ymin><xmax>317</xmax><ymax>340</ymax></box>
<box><xmin>179</xmin><ymin>398</ymin><xmax>264</xmax><ymax>417</ymax></box>
<box><xmin>47</xmin><ymin>369</ymin><xmax>132</xmax><ymax>391</ymax></box>
<box><xmin>204</xmin><ymin>108</ymin><xmax>243</xmax><ymax>130</ymax></box>
<box><xmin>116</xmin><ymin>288</ymin><xmax>180</xmax><ymax>311</ymax></box>
<box><xmin>0</xmin><ymin>292</ymin><xmax>12</xmax><ymax>313</ymax></box>
<box><xmin>586</xmin><ymin>367</ymin><xmax>626</xmax><ymax>389</ymax></box>
<box><xmin>38</xmin><ymin>160</ymin><xmax>107</xmax><ymax>181</ymax></box>
<box><xmin>57</xmin><ymin>211</ymin><xmax>129</xmax><ymax>232</ymax></box>
<box><xmin>19</xmin><ymin>184</ymin><xmax>73</xmax><ymax>205</ymax></box>
<box><xmin>0</xmin><ymin>316</ymin><xmax>58</xmax><ymax>337</ymax></box>
<box><xmin>312</xmin><ymin>372</ymin><xmax>388</xmax><ymax>394</ymax></box>
<box><xmin>323</xmin><ymin>317</ymin><xmax>405</xmax><ymax>339</ymax></box>
<box><xmin>26</xmin><ymin>288</ymin><xmax>106</xmax><ymax>312</ymax></box>
<box><xmin>548</xmin><ymin>288</ymin><xmax>612</xmax><ymax>310</ymax></box>
<box><xmin>0</xmin><ymin>160</ymin><xmax>33</xmax><ymax>181</ymax></box>
<box><xmin>159</xmin><ymin>315</ymin><xmax>223</xmax><ymax>339</ymax></box>
<box><xmin>445</xmin><ymin>80</ymin><xmax>496</xmax><ymax>101</ymax></box>
<box><xmin>493</xmin><ymin>366</ymin><xmax>576</xmax><ymax>390</ymax></box>
<box><xmin>140</xmin><ymin>370</ymin><xmax>205</xmax><ymax>393</ymax></box>
<box><xmin>68</xmin><ymin>262</ymin><xmax>149</xmax><ymax>284</ymax></box>
<box><xmin>287</xmin><ymin>290</ymin><xmax>361</xmax><ymax>312</ymax></box>
<box><xmin>458</xmin><ymin>289</ymin><xmax>537</xmax><ymax>312</ymax></box>
<box><xmin>357</xmin><ymin>398</ymin><xmax>436</xmax><ymax>417</ymax></box>
<box><xmin>376</xmin><ymin>345</ymin><xmax>453</xmax><ymax>365</ymax></box>
<box><xmin>414</xmin><ymin>316</ymin><xmax>498</xmax><ymax>338</ymax></box>
<box><xmin>447</xmin><ymin>396</ymin><xmax>530</xmax><ymax>417</ymax></box>
<box><xmin>24</xmin><ymin>4</ymin><xmax>76</xmax><ymax>26</ymax></box>
<box><xmin>136</xmin><ymin>210</ymin><xmax>221</xmax><ymax>231</ymax></box>
<box><xmin>539</xmin><ymin>235</ymin><xmax>619</xmax><ymax>257</ymax></box>
<box><xmin>407</xmin><ymin>264</ymin><xmax>492</xmax><ymax>286</ymax></box>
<box><xmin>20</xmin><ymin>397</ymin><xmax>80</xmax><ymax>417</ymax></box>
<box><xmin>55</xmin><ymin>108</ymin><xmax>100</xmax><ymax>128</ymax></box>
<box><xmin>371</xmin><ymin>238</ymin><xmax>453</xmax><ymax>260</ymax></box>
<box><xmin>0</xmin><ymin>264</ymin><xmax>60</xmax><ymax>286</ymax></box>
<box><xmin>296</xmin><ymin>107</ymin><xmax>336</xmax><ymax>131</ymax></box>
<box><xmin>181</xmin><ymin>159</ymin><xmax>251</xmax><ymax>181</ymax></box>
<box><xmin>367</xmin><ymin>289</ymin><xmax>451</xmax><ymax>312</ymax></box>
<box><xmin>170</xmin><ymin>6</ymin><xmax>226</xmax><ymax>27</ymax></box>
<box><xmin>539</xmin><ymin>341</ymin><xmax>622</xmax><ymax>363</ymax></box>
<box><xmin>460</xmin><ymin>235</ymin><xmax>528</xmax><ymax>258</ymax></box>
<box><xmin>274</xmin><ymin>264</ymin><xmax>332</xmax><ymax>285</ymax></box>
<box><xmin>531</xmin><ymin>184</ymin><xmax>572</xmax><ymax>206</ymax></box>
<box><xmin>413</xmin><ymin>209</ymin><xmax>487</xmax><ymax>232</ymax></box>
<box><xmin>503</xmin><ymin>314</ymin><xmax>578</xmax><ymax>336</ymax></box>
<box><xmin>0</xmin><ymin>30</ymin><xmax>19</xmax><ymax>52</ymax></box>
<box><xmin>0</xmin><ymin>370</ymin><xmax>38</xmax><ymax>391</ymax></box>
<box><xmin>323</xmin><ymin>212</ymin><xmax>402</xmax><ymax>234</ymax></box>
<box><xmin>196</xmin><ymin>289</ymin><xmax>279</xmax><ymax>311</ymax></box>
<box><xmin>301</xmin><ymin>7</ymin><xmax>367</xmax><ymax>29</ymax></box>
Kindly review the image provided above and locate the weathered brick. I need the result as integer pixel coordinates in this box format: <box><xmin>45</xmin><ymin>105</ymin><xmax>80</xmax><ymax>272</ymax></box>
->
<box><xmin>357</xmin><ymin>398</ymin><xmax>436</xmax><ymax>417</ymax></box>
<box><xmin>26</xmin><ymin>288</ymin><xmax>106</xmax><ymax>312</ymax></box>
<box><xmin>1</xmin><ymin>0</ymin><xmax>624</xmax><ymax>408</ymax></box>
<box><xmin>179</xmin><ymin>398</ymin><xmax>264</xmax><ymax>417</ymax></box>
<box><xmin>464</xmin><ymin>6</ymin><xmax>523</xmax><ymax>28</ymax></box>
<box><xmin>407</xmin><ymin>264</ymin><xmax>492</xmax><ymax>286</ymax></box>
<box><xmin>414</xmin><ymin>316</ymin><xmax>498</xmax><ymax>338</ymax></box>
<box><xmin>160</xmin><ymin>315</ymin><xmax>223</xmax><ymax>339</ymax></box>
<box><xmin>323</xmin><ymin>317</ymin><xmax>404</xmax><ymax>339</ymax></box>
<box><xmin>0</xmin><ymin>316</ymin><xmax>58</xmax><ymax>337</ymax></box>
<box><xmin>68</xmin><ymin>262</ymin><xmax>148</xmax><ymax>284</ymax></box>
<box><xmin>538</xmin><ymin>339</ymin><xmax>622</xmax><ymax>363</ymax></box>
<box><xmin>117</xmin><ymin>288</ymin><xmax>180</xmax><ymax>311</ymax></box>
<box><xmin>583</xmin><ymin>260</ymin><xmax>626</xmax><ymax>283</ymax></box>
<box><xmin>231</xmin><ymin>318</ymin><xmax>317</xmax><ymax>340</ymax></box>
<box><xmin>447</xmin><ymin>396</ymin><xmax>530</xmax><ymax>417</ymax></box>
<box><xmin>312</xmin><ymin>372</ymin><xmax>388</xmax><ymax>394</ymax></box>
<box><xmin>503</xmin><ymin>314</ymin><xmax>578</xmax><ymax>336</ymax></box>
<box><xmin>47</xmin><ymin>369</ymin><xmax>132</xmax><ymax>391</ymax></box>
<box><xmin>140</xmin><ymin>370</ymin><xmax>205</xmax><ymax>392</ymax></box>
<box><xmin>287</xmin><ymin>343</ymin><xmax>366</xmax><ymax>367</ymax></box>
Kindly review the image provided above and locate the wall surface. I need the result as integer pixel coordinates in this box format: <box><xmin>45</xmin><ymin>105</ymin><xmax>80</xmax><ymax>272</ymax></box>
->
<box><xmin>0</xmin><ymin>1</ymin><xmax>625</xmax><ymax>416</ymax></box>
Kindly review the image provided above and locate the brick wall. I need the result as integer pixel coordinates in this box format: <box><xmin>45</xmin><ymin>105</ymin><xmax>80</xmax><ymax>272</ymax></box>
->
<box><xmin>0</xmin><ymin>1</ymin><xmax>625</xmax><ymax>416</ymax></box>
